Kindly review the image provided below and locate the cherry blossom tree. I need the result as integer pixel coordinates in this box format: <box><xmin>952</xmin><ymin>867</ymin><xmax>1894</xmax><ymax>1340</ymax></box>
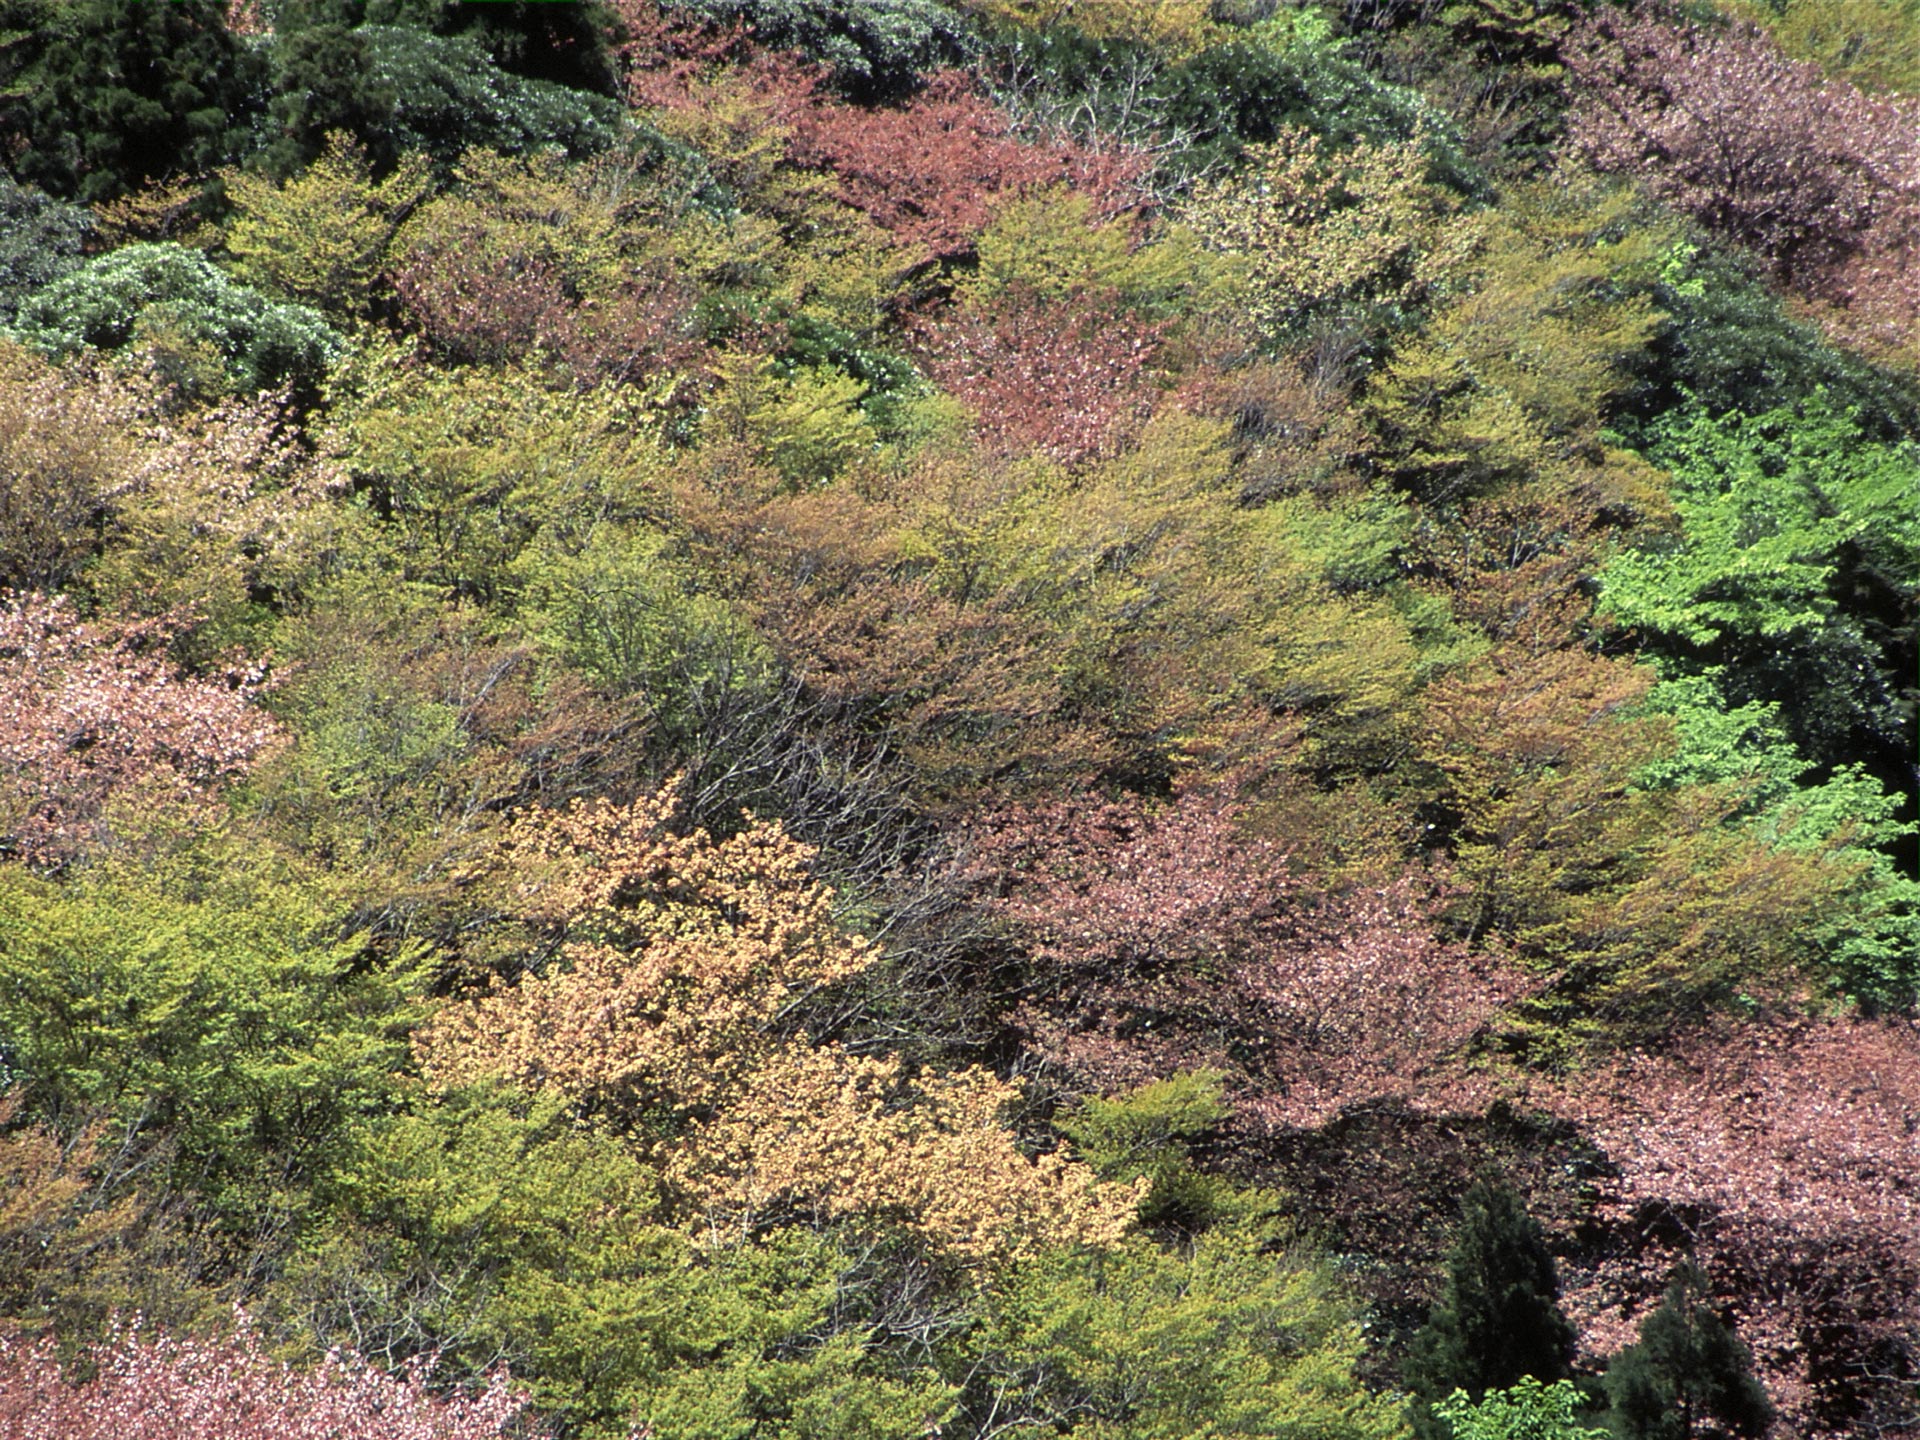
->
<box><xmin>0</xmin><ymin>1313</ymin><xmax>542</xmax><ymax>1440</ymax></box>
<box><xmin>1537</xmin><ymin>1016</ymin><xmax>1920</xmax><ymax>1438</ymax></box>
<box><xmin>0</xmin><ymin>595</ymin><xmax>280</xmax><ymax>867</ymax></box>
<box><xmin>966</xmin><ymin>788</ymin><xmax>1528</xmax><ymax>1129</ymax></box>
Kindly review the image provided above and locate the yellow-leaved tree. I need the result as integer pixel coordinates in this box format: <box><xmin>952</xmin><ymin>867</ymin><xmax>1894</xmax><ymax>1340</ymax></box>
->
<box><xmin>418</xmin><ymin>784</ymin><xmax>1140</xmax><ymax>1259</ymax></box>
<box><xmin>223</xmin><ymin>134</ymin><xmax>434</xmax><ymax>316</ymax></box>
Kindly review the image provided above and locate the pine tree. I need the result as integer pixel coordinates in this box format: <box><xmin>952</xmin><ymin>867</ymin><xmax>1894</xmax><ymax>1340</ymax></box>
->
<box><xmin>1603</xmin><ymin>1264</ymin><xmax>1773</xmax><ymax>1440</ymax></box>
<box><xmin>0</xmin><ymin>0</ymin><xmax>262</xmax><ymax>202</ymax></box>
<box><xmin>1406</xmin><ymin>1180</ymin><xmax>1578</xmax><ymax>1438</ymax></box>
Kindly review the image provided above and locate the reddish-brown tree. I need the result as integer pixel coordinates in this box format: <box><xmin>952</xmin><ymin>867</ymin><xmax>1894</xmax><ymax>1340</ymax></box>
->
<box><xmin>0</xmin><ymin>1314</ymin><xmax>540</xmax><ymax>1439</ymax></box>
<box><xmin>909</xmin><ymin>284</ymin><xmax>1167</xmax><ymax>465</ymax></box>
<box><xmin>1565</xmin><ymin>9</ymin><xmax>1920</xmax><ymax>358</ymax></box>
<box><xmin>780</xmin><ymin>71</ymin><xmax>1146</xmax><ymax>262</ymax></box>
<box><xmin>0</xmin><ymin>595</ymin><xmax>280</xmax><ymax>867</ymax></box>
<box><xmin>1536</xmin><ymin>1017</ymin><xmax>1920</xmax><ymax>1438</ymax></box>
<box><xmin>966</xmin><ymin>788</ymin><xmax>1527</xmax><ymax>1129</ymax></box>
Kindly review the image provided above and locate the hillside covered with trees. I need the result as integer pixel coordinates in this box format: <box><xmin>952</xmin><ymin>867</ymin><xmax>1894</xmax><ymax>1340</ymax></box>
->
<box><xmin>0</xmin><ymin>0</ymin><xmax>1916</xmax><ymax>1435</ymax></box>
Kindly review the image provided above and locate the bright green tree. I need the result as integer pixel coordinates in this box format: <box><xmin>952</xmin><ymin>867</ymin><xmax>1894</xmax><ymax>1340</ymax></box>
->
<box><xmin>1600</xmin><ymin>397</ymin><xmax>1919</xmax><ymax>777</ymax></box>
<box><xmin>1435</xmin><ymin>1379</ymin><xmax>1606</xmax><ymax>1440</ymax></box>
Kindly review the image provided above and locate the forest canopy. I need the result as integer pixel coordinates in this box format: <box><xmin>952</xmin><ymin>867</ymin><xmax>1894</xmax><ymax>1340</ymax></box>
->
<box><xmin>0</xmin><ymin>0</ymin><xmax>1916</xmax><ymax>1437</ymax></box>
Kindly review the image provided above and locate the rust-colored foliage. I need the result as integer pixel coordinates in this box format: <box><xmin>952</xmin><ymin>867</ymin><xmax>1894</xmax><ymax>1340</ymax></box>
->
<box><xmin>1538</xmin><ymin>1016</ymin><xmax>1920</xmax><ymax>1438</ymax></box>
<box><xmin>909</xmin><ymin>284</ymin><xmax>1167</xmax><ymax>465</ymax></box>
<box><xmin>967</xmin><ymin>788</ymin><xmax>1525</xmax><ymax>1130</ymax></box>
<box><xmin>393</xmin><ymin>247</ymin><xmax>701</xmax><ymax>386</ymax></box>
<box><xmin>1566</xmin><ymin>8</ymin><xmax>1920</xmax><ymax>361</ymax></box>
<box><xmin>769</xmin><ymin>67</ymin><xmax>1146</xmax><ymax>263</ymax></box>
<box><xmin>0</xmin><ymin>596</ymin><xmax>280</xmax><ymax>868</ymax></box>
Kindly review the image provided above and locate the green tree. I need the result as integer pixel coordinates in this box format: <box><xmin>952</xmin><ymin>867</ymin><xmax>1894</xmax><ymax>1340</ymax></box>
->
<box><xmin>1600</xmin><ymin>397</ymin><xmax>1919</xmax><ymax>780</ymax></box>
<box><xmin>0</xmin><ymin>839</ymin><xmax>421</xmax><ymax>1220</ymax></box>
<box><xmin>1602</xmin><ymin>1265</ymin><xmax>1772</xmax><ymax>1440</ymax></box>
<box><xmin>223</xmin><ymin>135</ymin><xmax>434</xmax><ymax>316</ymax></box>
<box><xmin>672</xmin><ymin>0</ymin><xmax>976</xmax><ymax>99</ymax></box>
<box><xmin>1405</xmin><ymin>1181</ymin><xmax>1577</xmax><ymax>1437</ymax></box>
<box><xmin>7</xmin><ymin>242</ymin><xmax>343</xmax><ymax>400</ymax></box>
<box><xmin>970</xmin><ymin>1217</ymin><xmax>1411</xmax><ymax>1440</ymax></box>
<box><xmin>0</xmin><ymin>0</ymin><xmax>260</xmax><ymax>201</ymax></box>
<box><xmin>1436</xmin><ymin>1379</ymin><xmax>1607</xmax><ymax>1440</ymax></box>
<box><xmin>0</xmin><ymin>176</ymin><xmax>88</xmax><ymax>321</ymax></box>
<box><xmin>357</xmin><ymin>24</ymin><xmax>621</xmax><ymax>163</ymax></box>
<box><xmin>1636</xmin><ymin>672</ymin><xmax>1920</xmax><ymax>1010</ymax></box>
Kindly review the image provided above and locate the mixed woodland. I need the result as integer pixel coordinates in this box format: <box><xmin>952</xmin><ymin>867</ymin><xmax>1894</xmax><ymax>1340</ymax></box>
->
<box><xmin>0</xmin><ymin>0</ymin><xmax>1917</xmax><ymax>1435</ymax></box>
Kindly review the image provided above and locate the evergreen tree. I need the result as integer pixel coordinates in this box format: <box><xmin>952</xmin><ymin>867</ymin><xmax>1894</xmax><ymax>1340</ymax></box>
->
<box><xmin>1406</xmin><ymin>1180</ymin><xmax>1579</xmax><ymax>1438</ymax></box>
<box><xmin>0</xmin><ymin>175</ymin><xmax>88</xmax><ymax>320</ymax></box>
<box><xmin>0</xmin><ymin>0</ymin><xmax>261</xmax><ymax>201</ymax></box>
<box><xmin>1603</xmin><ymin>1264</ymin><xmax>1773</xmax><ymax>1440</ymax></box>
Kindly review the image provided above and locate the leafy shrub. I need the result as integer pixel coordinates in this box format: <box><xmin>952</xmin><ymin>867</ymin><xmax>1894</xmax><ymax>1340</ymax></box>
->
<box><xmin>668</xmin><ymin>0</ymin><xmax>976</xmax><ymax>98</ymax></box>
<box><xmin>361</xmin><ymin>24</ymin><xmax>622</xmax><ymax>163</ymax></box>
<box><xmin>0</xmin><ymin>178</ymin><xmax>89</xmax><ymax>322</ymax></box>
<box><xmin>8</xmin><ymin>243</ymin><xmax>343</xmax><ymax>399</ymax></box>
<box><xmin>981</xmin><ymin>12</ymin><xmax>1469</xmax><ymax>190</ymax></box>
<box><xmin>222</xmin><ymin>134</ymin><xmax>435</xmax><ymax>315</ymax></box>
<box><xmin>0</xmin><ymin>596</ymin><xmax>281</xmax><ymax>868</ymax></box>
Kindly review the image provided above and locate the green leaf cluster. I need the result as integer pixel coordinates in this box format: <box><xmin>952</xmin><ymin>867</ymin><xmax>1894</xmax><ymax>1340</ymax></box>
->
<box><xmin>7</xmin><ymin>242</ymin><xmax>344</xmax><ymax>398</ymax></box>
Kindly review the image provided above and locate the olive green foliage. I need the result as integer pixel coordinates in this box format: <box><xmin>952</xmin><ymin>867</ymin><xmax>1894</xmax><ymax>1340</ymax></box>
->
<box><xmin>7</xmin><ymin>242</ymin><xmax>344</xmax><ymax>399</ymax></box>
<box><xmin>964</xmin><ymin>187</ymin><xmax>1223</xmax><ymax>318</ymax></box>
<box><xmin>1057</xmin><ymin>1071</ymin><xmax>1236</xmax><ymax>1232</ymax></box>
<box><xmin>323</xmin><ymin>350</ymin><xmax>662</xmax><ymax>598</ymax></box>
<box><xmin>1360</xmin><ymin>175</ymin><xmax>1665</xmax><ymax>505</ymax></box>
<box><xmin>1727</xmin><ymin>0</ymin><xmax>1920</xmax><ymax>93</ymax></box>
<box><xmin>223</xmin><ymin>135</ymin><xmax>436</xmax><ymax>315</ymax></box>
<box><xmin>515</xmin><ymin>521</ymin><xmax>778</xmax><ymax>742</ymax></box>
<box><xmin>976</xmin><ymin>1222</ymin><xmax>1410</xmax><ymax>1440</ymax></box>
<box><xmin>7</xmin><ymin>9</ymin><xmax>1920</xmax><ymax>1437</ymax></box>
<box><xmin>0</xmin><ymin>839</ymin><xmax>420</xmax><ymax>1214</ymax></box>
<box><xmin>0</xmin><ymin>0</ymin><xmax>261</xmax><ymax>201</ymax></box>
<box><xmin>1182</xmin><ymin>123</ymin><xmax>1476</xmax><ymax>349</ymax></box>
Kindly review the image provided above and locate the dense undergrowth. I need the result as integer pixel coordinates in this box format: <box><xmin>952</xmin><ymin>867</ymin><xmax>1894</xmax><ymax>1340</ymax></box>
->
<box><xmin>0</xmin><ymin>0</ymin><xmax>1916</xmax><ymax>1436</ymax></box>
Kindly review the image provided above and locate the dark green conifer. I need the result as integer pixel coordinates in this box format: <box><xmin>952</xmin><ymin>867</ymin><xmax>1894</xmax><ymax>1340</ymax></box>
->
<box><xmin>1406</xmin><ymin>1179</ymin><xmax>1579</xmax><ymax>1438</ymax></box>
<box><xmin>1603</xmin><ymin>1263</ymin><xmax>1774</xmax><ymax>1440</ymax></box>
<box><xmin>0</xmin><ymin>0</ymin><xmax>261</xmax><ymax>201</ymax></box>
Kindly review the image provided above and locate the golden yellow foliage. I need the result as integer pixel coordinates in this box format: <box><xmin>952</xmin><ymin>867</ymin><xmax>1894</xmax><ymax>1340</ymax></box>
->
<box><xmin>675</xmin><ymin>1049</ymin><xmax>1142</xmax><ymax>1260</ymax></box>
<box><xmin>419</xmin><ymin>785</ymin><xmax>1141</xmax><ymax>1258</ymax></box>
<box><xmin>419</xmin><ymin>786</ymin><xmax>876</xmax><ymax>1109</ymax></box>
